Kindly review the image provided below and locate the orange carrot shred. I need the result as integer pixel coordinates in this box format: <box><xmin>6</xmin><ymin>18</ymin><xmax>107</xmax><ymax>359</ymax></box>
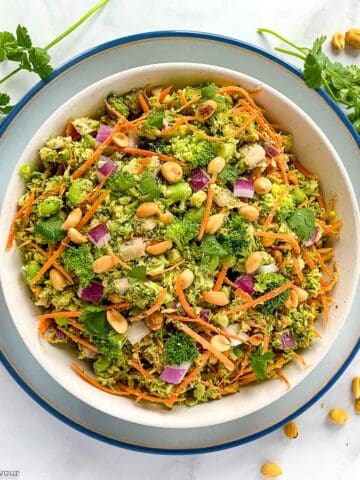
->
<box><xmin>38</xmin><ymin>317</ymin><xmax>53</xmax><ymax>337</ymax></box>
<box><xmin>114</xmin><ymin>146</ymin><xmax>184</xmax><ymax>165</ymax></box>
<box><xmin>138</xmin><ymin>93</ymin><xmax>150</xmax><ymax>113</ymax></box>
<box><xmin>198</xmin><ymin>173</ymin><xmax>216</xmax><ymax>240</ymax></box>
<box><xmin>320</xmin><ymin>294</ymin><xmax>330</xmax><ymax>326</ymax></box>
<box><xmin>29</xmin><ymin>242</ymin><xmax>73</xmax><ymax>284</ymax></box>
<box><xmin>302</xmin><ymin>249</ymin><xmax>317</xmax><ymax>270</ymax></box>
<box><xmin>129</xmin><ymin>359</ymin><xmax>155</xmax><ymax>380</ymax></box>
<box><xmin>177</xmin><ymin>322</ymin><xmax>235</xmax><ymax>372</ymax></box>
<box><xmin>214</xmin><ymin>263</ymin><xmax>229</xmax><ymax>291</ymax></box>
<box><xmin>313</xmin><ymin>249</ymin><xmax>333</xmax><ymax>279</ymax></box>
<box><xmin>159</xmin><ymin>85</ymin><xmax>172</xmax><ymax>103</ymax></box>
<box><xmin>117</xmin><ymin>382</ymin><xmax>179</xmax><ymax>405</ymax></box>
<box><xmin>72</xmin><ymin>363</ymin><xmax>129</xmax><ymax>396</ymax></box>
<box><xmin>175</xmin><ymin>277</ymin><xmax>197</xmax><ymax>319</ymax></box>
<box><xmin>292</xmin><ymin>252</ymin><xmax>304</xmax><ymax>282</ymax></box>
<box><xmin>275</xmin><ymin>155</ymin><xmax>288</xmax><ymax>183</ymax></box>
<box><xmin>37</xmin><ymin>311</ymin><xmax>82</xmax><ymax>321</ymax></box>
<box><xmin>58</xmin><ymin>327</ymin><xmax>98</xmax><ymax>352</ymax></box>
<box><xmin>293</xmin><ymin>160</ymin><xmax>318</xmax><ymax>179</ymax></box>
<box><xmin>254</xmin><ymin>231</ymin><xmax>300</xmax><ymax>253</ymax></box>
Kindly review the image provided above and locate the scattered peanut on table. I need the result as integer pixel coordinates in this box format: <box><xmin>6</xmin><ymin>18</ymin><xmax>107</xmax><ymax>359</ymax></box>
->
<box><xmin>260</xmin><ymin>463</ymin><xmax>283</xmax><ymax>478</ymax></box>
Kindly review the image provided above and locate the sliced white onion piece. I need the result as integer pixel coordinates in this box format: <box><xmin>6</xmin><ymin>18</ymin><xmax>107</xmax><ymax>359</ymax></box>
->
<box><xmin>125</xmin><ymin>320</ymin><xmax>150</xmax><ymax>345</ymax></box>
<box><xmin>258</xmin><ymin>263</ymin><xmax>278</xmax><ymax>274</ymax></box>
<box><xmin>225</xmin><ymin>324</ymin><xmax>242</xmax><ymax>346</ymax></box>
<box><xmin>120</xmin><ymin>237</ymin><xmax>145</xmax><ymax>262</ymax></box>
<box><xmin>113</xmin><ymin>278</ymin><xmax>130</xmax><ymax>295</ymax></box>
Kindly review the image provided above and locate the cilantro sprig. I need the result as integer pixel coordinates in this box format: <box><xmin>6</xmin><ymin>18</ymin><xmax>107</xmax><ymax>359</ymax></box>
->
<box><xmin>0</xmin><ymin>0</ymin><xmax>109</xmax><ymax>121</ymax></box>
<box><xmin>258</xmin><ymin>28</ymin><xmax>360</xmax><ymax>133</ymax></box>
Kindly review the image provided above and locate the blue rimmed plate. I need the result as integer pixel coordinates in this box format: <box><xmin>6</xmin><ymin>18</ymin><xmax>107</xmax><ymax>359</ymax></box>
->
<box><xmin>0</xmin><ymin>31</ymin><xmax>359</xmax><ymax>454</ymax></box>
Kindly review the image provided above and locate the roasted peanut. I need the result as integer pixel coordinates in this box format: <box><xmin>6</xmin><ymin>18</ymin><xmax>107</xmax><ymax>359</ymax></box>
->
<box><xmin>328</xmin><ymin>408</ymin><xmax>349</xmax><ymax>425</ymax></box>
<box><xmin>197</xmin><ymin>100</ymin><xmax>217</xmax><ymax>119</ymax></box>
<box><xmin>158</xmin><ymin>211</ymin><xmax>173</xmax><ymax>224</ymax></box>
<box><xmin>245</xmin><ymin>251</ymin><xmax>264</xmax><ymax>274</ymax></box>
<box><xmin>92</xmin><ymin>255</ymin><xmax>117</xmax><ymax>273</ymax></box>
<box><xmin>207</xmin><ymin>156</ymin><xmax>226</xmax><ymax>175</ymax></box>
<box><xmin>106</xmin><ymin>310</ymin><xmax>128</xmax><ymax>334</ymax></box>
<box><xmin>273</xmin><ymin>250</ymin><xmax>283</xmax><ymax>263</ymax></box>
<box><xmin>260</xmin><ymin>463</ymin><xmax>282</xmax><ymax>478</ymax></box>
<box><xmin>178</xmin><ymin>269</ymin><xmax>194</xmax><ymax>289</ymax></box>
<box><xmin>285</xmin><ymin>289</ymin><xmax>299</xmax><ymax>310</ymax></box>
<box><xmin>239</xmin><ymin>204</ymin><xmax>259</xmax><ymax>222</ymax></box>
<box><xmin>49</xmin><ymin>268</ymin><xmax>67</xmax><ymax>291</ymax></box>
<box><xmin>112</xmin><ymin>132</ymin><xmax>129</xmax><ymax>147</ymax></box>
<box><xmin>145</xmin><ymin>312</ymin><xmax>164</xmax><ymax>331</ymax></box>
<box><xmin>202</xmin><ymin>290</ymin><xmax>229</xmax><ymax>306</ymax></box>
<box><xmin>355</xmin><ymin>399</ymin><xmax>360</xmax><ymax>414</ymax></box>
<box><xmin>161</xmin><ymin>162</ymin><xmax>183</xmax><ymax>183</ymax></box>
<box><xmin>68</xmin><ymin>227</ymin><xmax>88</xmax><ymax>244</ymax></box>
<box><xmin>345</xmin><ymin>29</ymin><xmax>360</xmax><ymax>49</ymax></box>
<box><xmin>293</xmin><ymin>286</ymin><xmax>308</xmax><ymax>302</ymax></box>
<box><xmin>62</xmin><ymin>208</ymin><xmax>82</xmax><ymax>230</ymax></box>
<box><xmin>210</xmin><ymin>334</ymin><xmax>231</xmax><ymax>352</ymax></box>
<box><xmin>254</xmin><ymin>176</ymin><xmax>272</xmax><ymax>195</ymax></box>
<box><xmin>108</xmin><ymin>292</ymin><xmax>123</xmax><ymax>304</ymax></box>
<box><xmin>146</xmin><ymin>240</ymin><xmax>173</xmax><ymax>255</ymax></box>
<box><xmin>206</xmin><ymin>213</ymin><xmax>225</xmax><ymax>235</ymax></box>
<box><xmin>136</xmin><ymin>202</ymin><xmax>159</xmax><ymax>218</ymax></box>
<box><xmin>261</xmin><ymin>234</ymin><xmax>276</xmax><ymax>247</ymax></box>
<box><xmin>331</xmin><ymin>31</ymin><xmax>345</xmax><ymax>49</ymax></box>
<box><xmin>352</xmin><ymin>377</ymin><xmax>360</xmax><ymax>400</ymax></box>
<box><xmin>283</xmin><ymin>421</ymin><xmax>298</xmax><ymax>439</ymax></box>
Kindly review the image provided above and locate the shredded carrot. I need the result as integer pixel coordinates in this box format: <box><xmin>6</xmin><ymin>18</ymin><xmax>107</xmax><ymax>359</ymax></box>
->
<box><xmin>38</xmin><ymin>317</ymin><xmax>53</xmax><ymax>337</ymax></box>
<box><xmin>302</xmin><ymin>249</ymin><xmax>317</xmax><ymax>270</ymax></box>
<box><xmin>145</xmin><ymin>288</ymin><xmax>167</xmax><ymax>316</ymax></box>
<box><xmin>276</xmin><ymin>369</ymin><xmax>290</xmax><ymax>389</ymax></box>
<box><xmin>317</xmin><ymin>192</ymin><xmax>325</xmax><ymax>210</ymax></box>
<box><xmin>58</xmin><ymin>327</ymin><xmax>98</xmax><ymax>352</ymax></box>
<box><xmin>175</xmin><ymin>277</ymin><xmax>197</xmax><ymax>318</ymax></box>
<box><xmin>72</xmin><ymin>363</ymin><xmax>128</xmax><ymax>396</ymax></box>
<box><xmin>177</xmin><ymin>322</ymin><xmax>235</xmax><ymax>371</ymax></box>
<box><xmin>238</xmin><ymin>372</ymin><xmax>257</xmax><ymax>385</ymax></box>
<box><xmin>138</xmin><ymin>93</ymin><xmax>150</xmax><ymax>113</ymax></box>
<box><xmin>177</xmin><ymin>95</ymin><xmax>201</xmax><ymax>113</ymax></box>
<box><xmin>198</xmin><ymin>174</ymin><xmax>216</xmax><ymax>241</ymax></box>
<box><xmin>186</xmin><ymin>116</ymin><xmax>255</xmax><ymax>142</ymax></box>
<box><xmin>24</xmin><ymin>190</ymin><xmax>36</xmax><ymax>218</ymax></box>
<box><xmin>114</xmin><ymin>146</ymin><xmax>183</xmax><ymax>165</ymax></box>
<box><xmin>159</xmin><ymin>85</ymin><xmax>172</xmax><ymax>103</ymax></box>
<box><xmin>227</xmin><ymin>281</ymin><xmax>293</xmax><ymax>315</ymax></box>
<box><xmin>313</xmin><ymin>249</ymin><xmax>333</xmax><ymax>279</ymax></box>
<box><xmin>71</xmin><ymin>123</ymin><xmax>123</xmax><ymax>179</ymax></box>
<box><xmin>36</xmin><ymin>311</ymin><xmax>82</xmax><ymax>321</ymax></box>
<box><xmin>65</xmin><ymin>119</ymin><xmax>74</xmax><ymax>136</ymax></box>
<box><xmin>321</xmin><ymin>221</ymin><xmax>343</xmax><ymax>235</ymax></box>
<box><xmin>85</xmin><ymin>175</ymin><xmax>108</xmax><ymax>205</ymax></box>
<box><xmin>320</xmin><ymin>294</ymin><xmax>330</xmax><ymax>326</ymax></box>
<box><xmin>129</xmin><ymin>359</ymin><xmax>155</xmax><ymax>380</ymax></box>
<box><xmin>293</xmin><ymin>160</ymin><xmax>318</xmax><ymax>179</ymax></box>
<box><xmin>294</xmin><ymin>352</ymin><xmax>308</xmax><ymax>368</ymax></box>
<box><xmin>214</xmin><ymin>263</ymin><xmax>229</xmax><ymax>291</ymax></box>
<box><xmin>292</xmin><ymin>252</ymin><xmax>304</xmax><ymax>282</ymax></box>
<box><xmin>117</xmin><ymin>382</ymin><xmax>180</xmax><ymax>405</ymax></box>
<box><xmin>275</xmin><ymin>155</ymin><xmax>288</xmax><ymax>183</ymax></box>
<box><xmin>77</xmin><ymin>190</ymin><xmax>109</xmax><ymax>229</ymax></box>
<box><xmin>217</xmin><ymin>85</ymin><xmax>258</xmax><ymax>106</ymax></box>
<box><xmin>263</xmin><ymin>334</ymin><xmax>270</xmax><ymax>353</ymax></box>
<box><xmin>71</xmin><ymin>319</ymin><xmax>84</xmax><ymax>331</ymax></box>
<box><xmin>104</xmin><ymin>99</ymin><xmax>128</xmax><ymax>124</ymax></box>
<box><xmin>161</xmin><ymin>115</ymin><xmax>198</xmax><ymax>134</ymax></box>
<box><xmin>29</xmin><ymin>242</ymin><xmax>73</xmax><ymax>284</ymax></box>
<box><xmin>254</xmin><ymin>231</ymin><xmax>300</xmax><ymax>254</ymax></box>
<box><xmin>106</xmin><ymin>244</ymin><xmax>132</xmax><ymax>271</ymax></box>
<box><xmin>165</xmin><ymin>351</ymin><xmax>211</xmax><ymax>407</ymax></box>
<box><xmin>287</xmin><ymin>171</ymin><xmax>298</xmax><ymax>186</ymax></box>
<box><xmin>6</xmin><ymin>194</ymin><xmax>34</xmax><ymax>252</ymax></box>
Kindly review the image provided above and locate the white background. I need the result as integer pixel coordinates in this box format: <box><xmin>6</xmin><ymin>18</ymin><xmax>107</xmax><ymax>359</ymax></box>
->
<box><xmin>0</xmin><ymin>0</ymin><xmax>359</xmax><ymax>478</ymax></box>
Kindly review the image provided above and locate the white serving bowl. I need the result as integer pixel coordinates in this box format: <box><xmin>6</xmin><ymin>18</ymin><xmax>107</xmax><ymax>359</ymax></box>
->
<box><xmin>0</xmin><ymin>63</ymin><xmax>359</xmax><ymax>429</ymax></box>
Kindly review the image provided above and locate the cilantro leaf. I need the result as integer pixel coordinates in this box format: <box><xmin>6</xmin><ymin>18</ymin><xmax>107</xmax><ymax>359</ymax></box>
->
<box><xmin>201</xmin><ymin>83</ymin><xmax>219</xmax><ymax>99</ymax></box>
<box><xmin>287</xmin><ymin>208</ymin><xmax>315</xmax><ymax>240</ymax></box>
<box><xmin>0</xmin><ymin>32</ymin><xmax>17</xmax><ymax>61</ymax></box>
<box><xmin>146</xmin><ymin>111</ymin><xmax>165</xmax><ymax>129</ymax></box>
<box><xmin>28</xmin><ymin>47</ymin><xmax>53</xmax><ymax>79</ymax></box>
<box><xmin>106</xmin><ymin>171</ymin><xmax>137</xmax><ymax>193</ymax></box>
<box><xmin>250</xmin><ymin>347</ymin><xmax>274</xmax><ymax>380</ymax></box>
<box><xmin>0</xmin><ymin>92</ymin><xmax>12</xmax><ymax>115</ymax></box>
<box><xmin>139</xmin><ymin>172</ymin><xmax>161</xmax><ymax>200</ymax></box>
<box><xmin>128</xmin><ymin>265</ymin><xmax>147</xmax><ymax>281</ymax></box>
<box><xmin>34</xmin><ymin>216</ymin><xmax>65</xmax><ymax>243</ymax></box>
<box><xmin>80</xmin><ymin>306</ymin><xmax>109</xmax><ymax>336</ymax></box>
<box><xmin>16</xmin><ymin>25</ymin><xmax>32</xmax><ymax>48</ymax></box>
<box><xmin>200</xmin><ymin>235</ymin><xmax>228</xmax><ymax>256</ymax></box>
<box><xmin>304</xmin><ymin>51</ymin><xmax>328</xmax><ymax>89</ymax></box>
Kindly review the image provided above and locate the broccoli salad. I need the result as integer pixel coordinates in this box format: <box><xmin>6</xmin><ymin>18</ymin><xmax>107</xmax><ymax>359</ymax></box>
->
<box><xmin>8</xmin><ymin>82</ymin><xmax>341</xmax><ymax>408</ymax></box>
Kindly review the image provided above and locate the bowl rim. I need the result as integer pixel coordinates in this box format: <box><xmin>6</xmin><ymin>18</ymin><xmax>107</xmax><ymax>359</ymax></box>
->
<box><xmin>0</xmin><ymin>31</ymin><xmax>359</xmax><ymax>452</ymax></box>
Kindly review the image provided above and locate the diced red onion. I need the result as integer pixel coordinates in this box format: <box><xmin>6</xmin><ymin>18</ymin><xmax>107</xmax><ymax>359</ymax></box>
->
<box><xmin>125</xmin><ymin>320</ymin><xmax>150</xmax><ymax>345</ymax></box>
<box><xmin>160</xmin><ymin>362</ymin><xmax>191</xmax><ymax>384</ymax></box>
<box><xmin>113</xmin><ymin>278</ymin><xmax>130</xmax><ymax>295</ymax></box>
<box><xmin>189</xmin><ymin>168</ymin><xmax>210</xmax><ymax>191</ymax></box>
<box><xmin>88</xmin><ymin>224</ymin><xmax>111</xmax><ymax>248</ymax></box>
<box><xmin>234</xmin><ymin>178</ymin><xmax>254</xmax><ymax>198</ymax></box>
<box><xmin>81</xmin><ymin>346</ymin><xmax>98</xmax><ymax>359</ymax></box>
<box><xmin>120</xmin><ymin>237</ymin><xmax>145</xmax><ymax>262</ymax></box>
<box><xmin>199</xmin><ymin>310</ymin><xmax>210</xmax><ymax>322</ymax></box>
<box><xmin>258</xmin><ymin>263</ymin><xmax>278</xmax><ymax>274</ymax></box>
<box><xmin>303</xmin><ymin>227</ymin><xmax>319</xmax><ymax>247</ymax></box>
<box><xmin>280</xmin><ymin>331</ymin><xmax>295</xmax><ymax>349</ymax></box>
<box><xmin>235</xmin><ymin>274</ymin><xmax>254</xmax><ymax>295</ymax></box>
<box><xmin>55</xmin><ymin>327</ymin><xmax>67</xmax><ymax>340</ymax></box>
<box><xmin>96</xmin><ymin>156</ymin><xmax>118</xmax><ymax>180</ymax></box>
<box><xmin>95</xmin><ymin>124</ymin><xmax>113</xmax><ymax>143</ymax></box>
<box><xmin>225</xmin><ymin>324</ymin><xmax>241</xmax><ymax>346</ymax></box>
<box><xmin>79</xmin><ymin>283</ymin><xmax>104</xmax><ymax>303</ymax></box>
<box><xmin>264</xmin><ymin>142</ymin><xmax>280</xmax><ymax>158</ymax></box>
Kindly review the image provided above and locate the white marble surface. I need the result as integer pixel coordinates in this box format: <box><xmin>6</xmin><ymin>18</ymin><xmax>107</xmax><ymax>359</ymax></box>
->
<box><xmin>0</xmin><ymin>0</ymin><xmax>359</xmax><ymax>478</ymax></box>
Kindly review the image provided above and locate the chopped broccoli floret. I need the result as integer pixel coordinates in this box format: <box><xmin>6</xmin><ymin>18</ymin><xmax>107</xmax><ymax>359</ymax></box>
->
<box><xmin>63</xmin><ymin>244</ymin><xmax>94</xmax><ymax>286</ymax></box>
<box><xmin>254</xmin><ymin>272</ymin><xmax>289</xmax><ymax>314</ymax></box>
<box><xmin>38</xmin><ymin>196</ymin><xmax>62</xmax><ymax>218</ymax></box>
<box><xmin>168</xmin><ymin>134</ymin><xmax>214</xmax><ymax>169</ymax></box>
<box><xmin>163</xmin><ymin>182</ymin><xmax>192</xmax><ymax>206</ymax></box>
<box><xmin>106</xmin><ymin>93</ymin><xmax>130</xmax><ymax>118</ymax></box>
<box><xmin>139</xmin><ymin>172</ymin><xmax>161</xmax><ymax>200</ymax></box>
<box><xmin>106</xmin><ymin>171</ymin><xmax>137</xmax><ymax>193</ymax></box>
<box><xmin>216</xmin><ymin>163</ymin><xmax>237</xmax><ymax>186</ymax></box>
<box><xmin>67</xmin><ymin>179</ymin><xmax>93</xmax><ymax>207</ymax></box>
<box><xmin>124</xmin><ymin>281</ymin><xmax>162</xmax><ymax>310</ymax></box>
<box><xmin>34</xmin><ymin>216</ymin><xmax>65</xmax><ymax>243</ymax></box>
<box><xmin>163</xmin><ymin>331</ymin><xmax>199</xmax><ymax>365</ymax></box>
<box><xmin>276</xmin><ymin>194</ymin><xmax>296</xmax><ymax>222</ymax></box>
<box><xmin>217</xmin><ymin>215</ymin><xmax>252</xmax><ymax>256</ymax></box>
<box><xmin>165</xmin><ymin>218</ymin><xmax>199</xmax><ymax>252</ymax></box>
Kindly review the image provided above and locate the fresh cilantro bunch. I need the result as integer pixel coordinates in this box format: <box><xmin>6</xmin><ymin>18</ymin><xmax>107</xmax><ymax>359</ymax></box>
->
<box><xmin>0</xmin><ymin>0</ymin><xmax>108</xmax><ymax>120</ymax></box>
<box><xmin>249</xmin><ymin>347</ymin><xmax>274</xmax><ymax>380</ymax></box>
<box><xmin>258</xmin><ymin>28</ymin><xmax>360</xmax><ymax>133</ymax></box>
